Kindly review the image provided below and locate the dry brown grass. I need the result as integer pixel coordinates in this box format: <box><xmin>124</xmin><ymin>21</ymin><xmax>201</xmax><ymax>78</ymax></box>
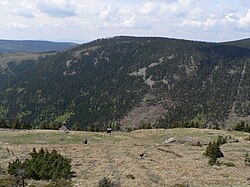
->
<box><xmin>0</xmin><ymin>128</ymin><xmax>250</xmax><ymax>187</ymax></box>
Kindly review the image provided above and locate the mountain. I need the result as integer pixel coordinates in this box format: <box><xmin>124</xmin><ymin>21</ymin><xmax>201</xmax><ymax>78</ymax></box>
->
<box><xmin>222</xmin><ymin>38</ymin><xmax>250</xmax><ymax>49</ymax></box>
<box><xmin>0</xmin><ymin>36</ymin><xmax>249</xmax><ymax>129</ymax></box>
<box><xmin>0</xmin><ymin>40</ymin><xmax>77</xmax><ymax>53</ymax></box>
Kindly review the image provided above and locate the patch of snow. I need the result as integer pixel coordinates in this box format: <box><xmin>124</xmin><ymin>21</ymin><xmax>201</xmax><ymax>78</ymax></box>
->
<box><xmin>191</xmin><ymin>56</ymin><xmax>195</xmax><ymax>65</ymax></box>
<box><xmin>94</xmin><ymin>58</ymin><xmax>98</xmax><ymax>65</ymax></box>
<box><xmin>130</xmin><ymin>67</ymin><xmax>147</xmax><ymax>80</ymax></box>
<box><xmin>173</xmin><ymin>74</ymin><xmax>180</xmax><ymax>80</ymax></box>
<box><xmin>63</xmin><ymin>70</ymin><xmax>76</xmax><ymax>76</ymax></box>
<box><xmin>159</xmin><ymin>57</ymin><xmax>164</xmax><ymax>63</ymax></box>
<box><xmin>162</xmin><ymin>78</ymin><xmax>171</xmax><ymax>89</ymax></box>
<box><xmin>185</xmin><ymin>56</ymin><xmax>197</xmax><ymax>76</ymax></box>
<box><xmin>68</xmin><ymin>70</ymin><xmax>76</xmax><ymax>75</ymax></box>
<box><xmin>148</xmin><ymin>63</ymin><xmax>159</xmax><ymax>68</ymax></box>
<box><xmin>105</xmin><ymin>57</ymin><xmax>109</xmax><ymax>62</ymax></box>
<box><xmin>66</xmin><ymin>60</ymin><xmax>73</xmax><ymax>68</ymax></box>
<box><xmin>148</xmin><ymin>57</ymin><xmax>165</xmax><ymax>68</ymax></box>
<box><xmin>84</xmin><ymin>52</ymin><xmax>89</xmax><ymax>56</ymax></box>
<box><xmin>145</xmin><ymin>76</ymin><xmax>155</xmax><ymax>89</ymax></box>
<box><xmin>167</xmin><ymin>55</ymin><xmax>174</xmax><ymax>60</ymax></box>
<box><xmin>162</xmin><ymin>78</ymin><xmax>168</xmax><ymax>85</ymax></box>
<box><xmin>100</xmin><ymin>50</ymin><xmax>105</xmax><ymax>56</ymax></box>
<box><xmin>229</xmin><ymin>69</ymin><xmax>237</xmax><ymax>75</ymax></box>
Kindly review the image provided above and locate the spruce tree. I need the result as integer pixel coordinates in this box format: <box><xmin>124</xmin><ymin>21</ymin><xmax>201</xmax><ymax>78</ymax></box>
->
<box><xmin>204</xmin><ymin>140</ymin><xmax>224</xmax><ymax>166</ymax></box>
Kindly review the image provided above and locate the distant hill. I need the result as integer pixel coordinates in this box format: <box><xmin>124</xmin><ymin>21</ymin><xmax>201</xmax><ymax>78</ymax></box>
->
<box><xmin>0</xmin><ymin>40</ymin><xmax>77</xmax><ymax>53</ymax></box>
<box><xmin>221</xmin><ymin>38</ymin><xmax>250</xmax><ymax>49</ymax></box>
<box><xmin>0</xmin><ymin>36</ymin><xmax>249</xmax><ymax>129</ymax></box>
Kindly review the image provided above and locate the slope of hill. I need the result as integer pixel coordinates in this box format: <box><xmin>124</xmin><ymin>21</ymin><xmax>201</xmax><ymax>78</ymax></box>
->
<box><xmin>0</xmin><ymin>36</ymin><xmax>249</xmax><ymax>128</ymax></box>
<box><xmin>0</xmin><ymin>40</ymin><xmax>76</xmax><ymax>53</ymax></box>
<box><xmin>0</xmin><ymin>128</ymin><xmax>249</xmax><ymax>186</ymax></box>
<box><xmin>222</xmin><ymin>38</ymin><xmax>250</xmax><ymax>49</ymax></box>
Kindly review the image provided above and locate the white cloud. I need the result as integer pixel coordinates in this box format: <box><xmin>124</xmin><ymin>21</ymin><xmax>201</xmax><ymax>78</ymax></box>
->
<box><xmin>37</xmin><ymin>0</ymin><xmax>77</xmax><ymax>18</ymax></box>
<box><xmin>137</xmin><ymin>0</ymin><xmax>194</xmax><ymax>17</ymax></box>
<box><xmin>138</xmin><ymin>2</ymin><xmax>159</xmax><ymax>15</ymax></box>
<box><xmin>0</xmin><ymin>0</ymin><xmax>250</xmax><ymax>42</ymax></box>
<box><xmin>123</xmin><ymin>14</ymin><xmax>137</xmax><ymax>28</ymax></box>
<box><xmin>239</xmin><ymin>9</ymin><xmax>250</xmax><ymax>28</ymax></box>
<box><xmin>98</xmin><ymin>5</ymin><xmax>120</xmax><ymax>22</ymax></box>
<box><xmin>181</xmin><ymin>19</ymin><xmax>202</xmax><ymax>27</ymax></box>
<box><xmin>8</xmin><ymin>23</ymin><xmax>29</xmax><ymax>31</ymax></box>
<box><xmin>0</xmin><ymin>0</ymin><xmax>36</xmax><ymax>19</ymax></box>
<box><xmin>99</xmin><ymin>6</ymin><xmax>112</xmax><ymax>20</ymax></box>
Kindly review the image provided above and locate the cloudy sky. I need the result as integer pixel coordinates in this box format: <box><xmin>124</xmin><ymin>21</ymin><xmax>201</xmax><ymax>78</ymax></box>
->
<box><xmin>1</xmin><ymin>0</ymin><xmax>250</xmax><ymax>43</ymax></box>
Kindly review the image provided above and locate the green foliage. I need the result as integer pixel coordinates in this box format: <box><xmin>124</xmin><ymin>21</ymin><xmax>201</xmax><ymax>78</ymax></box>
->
<box><xmin>216</xmin><ymin>135</ymin><xmax>227</xmax><ymax>146</ymax></box>
<box><xmin>190</xmin><ymin>112</ymin><xmax>207</xmax><ymax>128</ymax></box>
<box><xmin>235</xmin><ymin>121</ymin><xmax>250</xmax><ymax>133</ymax></box>
<box><xmin>39</xmin><ymin>122</ymin><xmax>61</xmax><ymax>130</ymax></box>
<box><xmin>139</xmin><ymin>123</ymin><xmax>153</xmax><ymax>129</ymax></box>
<box><xmin>71</xmin><ymin>123</ymin><xmax>82</xmax><ymax>131</ymax></box>
<box><xmin>0</xmin><ymin>118</ymin><xmax>32</xmax><ymax>129</ymax></box>
<box><xmin>8</xmin><ymin>158</ymin><xmax>24</xmax><ymax>176</ymax></box>
<box><xmin>169</xmin><ymin>120</ymin><xmax>204</xmax><ymax>129</ymax></box>
<box><xmin>54</xmin><ymin>112</ymin><xmax>74</xmax><ymax>124</ymax></box>
<box><xmin>6</xmin><ymin>159</ymin><xmax>27</xmax><ymax>187</ymax></box>
<box><xmin>98</xmin><ymin>177</ymin><xmax>120</xmax><ymax>187</ymax></box>
<box><xmin>8</xmin><ymin>148</ymin><xmax>72</xmax><ymax>181</ymax></box>
<box><xmin>204</xmin><ymin>137</ymin><xmax>224</xmax><ymax>166</ymax></box>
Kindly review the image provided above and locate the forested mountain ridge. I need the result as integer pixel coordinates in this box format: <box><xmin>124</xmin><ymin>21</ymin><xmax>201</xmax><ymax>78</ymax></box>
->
<box><xmin>0</xmin><ymin>36</ymin><xmax>249</xmax><ymax>129</ymax></box>
<box><xmin>222</xmin><ymin>38</ymin><xmax>250</xmax><ymax>49</ymax></box>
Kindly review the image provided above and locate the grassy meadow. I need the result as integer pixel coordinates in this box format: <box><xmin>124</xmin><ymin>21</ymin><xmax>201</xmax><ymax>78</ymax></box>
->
<box><xmin>0</xmin><ymin>128</ymin><xmax>250</xmax><ymax>186</ymax></box>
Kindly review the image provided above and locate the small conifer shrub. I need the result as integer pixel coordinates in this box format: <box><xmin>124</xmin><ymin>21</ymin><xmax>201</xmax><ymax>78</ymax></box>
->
<box><xmin>204</xmin><ymin>138</ymin><xmax>224</xmax><ymax>166</ymax></box>
<box><xmin>8</xmin><ymin>148</ymin><xmax>72</xmax><ymax>181</ymax></box>
<box><xmin>98</xmin><ymin>177</ymin><xmax>120</xmax><ymax>187</ymax></box>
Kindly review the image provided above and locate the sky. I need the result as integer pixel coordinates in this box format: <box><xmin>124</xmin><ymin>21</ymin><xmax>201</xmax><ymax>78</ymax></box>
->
<box><xmin>1</xmin><ymin>0</ymin><xmax>250</xmax><ymax>43</ymax></box>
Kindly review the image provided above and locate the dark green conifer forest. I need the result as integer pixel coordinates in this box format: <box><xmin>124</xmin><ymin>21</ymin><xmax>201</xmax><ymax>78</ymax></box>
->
<box><xmin>0</xmin><ymin>37</ymin><xmax>249</xmax><ymax>129</ymax></box>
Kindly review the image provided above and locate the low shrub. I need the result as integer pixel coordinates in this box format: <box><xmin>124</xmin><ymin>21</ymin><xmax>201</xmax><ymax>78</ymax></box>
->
<box><xmin>223</xmin><ymin>162</ymin><xmax>235</xmax><ymax>167</ymax></box>
<box><xmin>245</xmin><ymin>136</ymin><xmax>250</xmax><ymax>141</ymax></box>
<box><xmin>8</xmin><ymin>148</ymin><xmax>72</xmax><ymax>181</ymax></box>
<box><xmin>217</xmin><ymin>135</ymin><xmax>227</xmax><ymax>146</ymax></box>
<box><xmin>126</xmin><ymin>174</ymin><xmax>135</xmax><ymax>179</ymax></box>
<box><xmin>98</xmin><ymin>177</ymin><xmax>120</xmax><ymax>187</ymax></box>
<box><xmin>245</xmin><ymin>153</ymin><xmax>250</xmax><ymax>166</ymax></box>
<box><xmin>204</xmin><ymin>137</ymin><xmax>224</xmax><ymax>166</ymax></box>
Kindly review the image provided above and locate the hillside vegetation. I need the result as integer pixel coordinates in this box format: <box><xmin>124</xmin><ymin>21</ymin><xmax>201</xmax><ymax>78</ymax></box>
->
<box><xmin>222</xmin><ymin>38</ymin><xmax>250</xmax><ymax>49</ymax></box>
<box><xmin>0</xmin><ymin>128</ymin><xmax>249</xmax><ymax>186</ymax></box>
<box><xmin>0</xmin><ymin>36</ymin><xmax>249</xmax><ymax>129</ymax></box>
